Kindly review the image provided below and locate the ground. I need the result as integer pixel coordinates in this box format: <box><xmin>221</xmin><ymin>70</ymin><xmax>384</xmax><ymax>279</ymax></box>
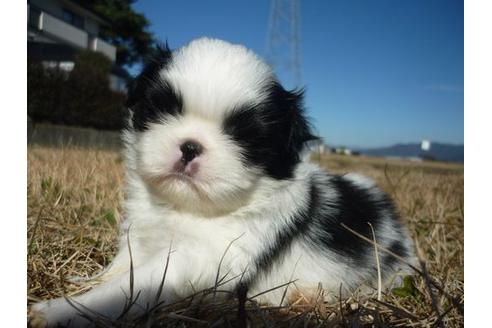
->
<box><xmin>27</xmin><ymin>138</ymin><xmax>463</xmax><ymax>327</ymax></box>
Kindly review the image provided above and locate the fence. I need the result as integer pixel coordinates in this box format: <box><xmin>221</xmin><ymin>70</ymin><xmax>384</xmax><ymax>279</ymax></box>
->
<box><xmin>28</xmin><ymin>123</ymin><xmax>122</xmax><ymax>150</ymax></box>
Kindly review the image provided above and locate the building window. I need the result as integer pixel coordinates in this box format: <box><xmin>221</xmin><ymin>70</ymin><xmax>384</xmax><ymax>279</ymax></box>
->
<box><xmin>62</xmin><ymin>9</ymin><xmax>84</xmax><ymax>29</ymax></box>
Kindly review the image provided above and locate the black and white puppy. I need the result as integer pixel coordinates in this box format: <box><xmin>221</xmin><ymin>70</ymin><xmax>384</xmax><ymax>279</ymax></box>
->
<box><xmin>32</xmin><ymin>38</ymin><xmax>414</xmax><ymax>327</ymax></box>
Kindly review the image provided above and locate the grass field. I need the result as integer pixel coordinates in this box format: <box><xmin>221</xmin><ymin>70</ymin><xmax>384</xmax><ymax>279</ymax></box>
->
<box><xmin>27</xmin><ymin>143</ymin><xmax>464</xmax><ymax>327</ymax></box>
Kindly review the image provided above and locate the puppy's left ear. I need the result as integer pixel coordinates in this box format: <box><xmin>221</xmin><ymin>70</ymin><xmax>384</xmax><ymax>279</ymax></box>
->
<box><xmin>262</xmin><ymin>82</ymin><xmax>318</xmax><ymax>178</ymax></box>
<box><xmin>271</xmin><ymin>83</ymin><xmax>318</xmax><ymax>158</ymax></box>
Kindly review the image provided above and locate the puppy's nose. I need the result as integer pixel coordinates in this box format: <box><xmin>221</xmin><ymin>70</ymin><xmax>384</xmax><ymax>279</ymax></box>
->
<box><xmin>180</xmin><ymin>140</ymin><xmax>203</xmax><ymax>164</ymax></box>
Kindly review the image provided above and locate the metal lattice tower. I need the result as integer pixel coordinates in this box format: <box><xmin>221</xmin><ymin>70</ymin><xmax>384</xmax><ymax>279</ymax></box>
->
<box><xmin>266</xmin><ymin>0</ymin><xmax>302</xmax><ymax>88</ymax></box>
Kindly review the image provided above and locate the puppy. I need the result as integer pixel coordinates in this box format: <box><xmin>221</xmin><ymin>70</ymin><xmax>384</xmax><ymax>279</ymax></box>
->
<box><xmin>31</xmin><ymin>38</ymin><xmax>414</xmax><ymax>326</ymax></box>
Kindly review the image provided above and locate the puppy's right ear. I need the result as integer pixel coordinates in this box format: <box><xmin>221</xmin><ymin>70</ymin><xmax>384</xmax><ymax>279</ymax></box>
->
<box><xmin>126</xmin><ymin>42</ymin><xmax>173</xmax><ymax>109</ymax></box>
<box><xmin>125</xmin><ymin>42</ymin><xmax>174</xmax><ymax>131</ymax></box>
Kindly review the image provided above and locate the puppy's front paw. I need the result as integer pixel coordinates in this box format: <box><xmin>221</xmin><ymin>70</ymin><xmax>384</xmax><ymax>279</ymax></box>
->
<box><xmin>29</xmin><ymin>311</ymin><xmax>47</xmax><ymax>328</ymax></box>
<box><xmin>30</xmin><ymin>298</ymin><xmax>89</xmax><ymax>327</ymax></box>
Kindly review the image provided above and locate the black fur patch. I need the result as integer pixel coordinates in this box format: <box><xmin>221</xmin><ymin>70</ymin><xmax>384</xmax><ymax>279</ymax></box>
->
<box><xmin>126</xmin><ymin>44</ymin><xmax>183</xmax><ymax>131</ymax></box>
<box><xmin>314</xmin><ymin>175</ymin><xmax>396</xmax><ymax>264</ymax></box>
<box><xmin>242</xmin><ymin>173</ymin><xmax>403</xmax><ymax>291</ymax></box>
<box><xmin>243</xmin><ymin>181</ymin><xmax>319</xmax><ymax>288</ymax></box>
<box><xmin>383</xmin><ymin>239</ymin><xmax>408</xmax><ymax>269</ymax></box>
<box><xmin>223</xmin><ymin>82</ymin><xmax>317</xmax><ymax>179</ymax></box>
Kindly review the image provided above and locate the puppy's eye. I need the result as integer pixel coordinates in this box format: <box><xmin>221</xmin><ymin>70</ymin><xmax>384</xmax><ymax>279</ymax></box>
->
<box><xmin>147</xmin><ymin>87</ymin><xmax>182</xmax><ymax>117</ymax></box>
<box><xmin>223</xmin><ymin>109</ymin><xmax>265</xmax><ymax>143</ymax></box>
<box><xmin>131</xmin><ymin>83</ymin><xmax>182</xmax><ymax>131</ymax></box>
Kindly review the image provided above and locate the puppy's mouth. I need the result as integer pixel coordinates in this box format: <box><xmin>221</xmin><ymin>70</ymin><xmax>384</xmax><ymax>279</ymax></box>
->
<box><xmin>146</xmin><ymin>170</ymin><xmax>194</xmax><ymax>185</ymax></box>
<box><xmin>144</xmin><ymin>161</ymin><xmax>200</xmax><ymax>187</ymax></box>
<box><xmin>167</xmin><ymin>171</ymin><xmax>195</xmax><ymax>181</ymax></box>
<box><xmin>172</xmin><ymin>159</ymin><xmax>200</xmax><ymax>177</ymax></box>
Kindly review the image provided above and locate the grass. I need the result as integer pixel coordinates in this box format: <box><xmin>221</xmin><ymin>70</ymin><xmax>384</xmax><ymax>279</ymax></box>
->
<box><xmin>27</xmin><ymin>143</ymin><xmax>464</xmax><ymax>327</ymax></box>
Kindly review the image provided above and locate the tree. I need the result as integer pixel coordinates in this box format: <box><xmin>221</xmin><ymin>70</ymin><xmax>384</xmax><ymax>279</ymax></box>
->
<box><xmin>79</xmin><ymin>0</ymin><xmax>155</xmax><ymax>67</ymax></box>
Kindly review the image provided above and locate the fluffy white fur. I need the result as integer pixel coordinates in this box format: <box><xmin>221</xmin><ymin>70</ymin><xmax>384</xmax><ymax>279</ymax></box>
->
<box><xmin>31</xmin><ymin>38</ymin><xmax>414</xmax><ymax>327</ymax></box>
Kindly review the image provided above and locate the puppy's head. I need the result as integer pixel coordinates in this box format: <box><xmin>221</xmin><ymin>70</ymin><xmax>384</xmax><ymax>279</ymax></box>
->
<box><xmin>126</xmin><ymin>38</ymin><xmax>316</xmax><ymax>214</ymax></box>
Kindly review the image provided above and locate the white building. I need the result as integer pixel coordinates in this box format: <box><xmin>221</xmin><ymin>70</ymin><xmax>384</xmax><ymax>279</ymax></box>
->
<box><xmin>28</xmin><ymin>0</ymin><xmax>128</xmax><ymax>92</ymax></box>
<box><xmin>301</xmin><ymin>139</ymin><xmax>326</xmax><ymax>160</ymax></box>
<box><xmin>421</xmin><ymin>139</ymin><xmax>432</xmax><ymax>152</ymax></box>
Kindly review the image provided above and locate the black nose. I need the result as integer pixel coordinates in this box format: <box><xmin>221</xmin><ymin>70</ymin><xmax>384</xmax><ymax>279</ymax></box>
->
<box><xmin>180</xmin><ymin>140</ymin><xmax>203</xmax><ymax>164</ymax></box>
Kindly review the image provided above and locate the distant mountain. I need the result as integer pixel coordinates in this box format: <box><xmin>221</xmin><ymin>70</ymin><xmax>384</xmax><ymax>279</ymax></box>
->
<box><xmin>359</xmin><ymin>142</ymin><xmax>464</xmax><ymax>163</ymax></box>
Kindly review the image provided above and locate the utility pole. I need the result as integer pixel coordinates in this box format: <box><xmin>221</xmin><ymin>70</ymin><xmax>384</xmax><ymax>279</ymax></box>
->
<box><xmin>266</xmin><ymin>0</ymin><xmax>302</xmax><ymax>88</ymax></box>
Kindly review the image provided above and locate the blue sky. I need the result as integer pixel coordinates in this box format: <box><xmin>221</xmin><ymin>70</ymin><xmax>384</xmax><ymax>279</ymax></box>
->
<box><xmin>131</xmin><ymin>0</ymin><xmax>463</xmax><ymax>148</ymax></box>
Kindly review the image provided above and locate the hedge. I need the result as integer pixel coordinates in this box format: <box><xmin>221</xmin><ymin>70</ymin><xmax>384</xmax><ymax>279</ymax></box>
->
<box><xmin>28</xmin><ymin>50</ymin><xmax>127</xmax><ymax>130</ymax></box>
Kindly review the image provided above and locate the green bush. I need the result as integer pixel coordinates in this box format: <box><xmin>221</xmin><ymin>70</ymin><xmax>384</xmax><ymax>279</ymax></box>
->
<box><xmin>27</xmin><ymin>50</ymin><xmax>126</xmax><ymax>130</ymax></box>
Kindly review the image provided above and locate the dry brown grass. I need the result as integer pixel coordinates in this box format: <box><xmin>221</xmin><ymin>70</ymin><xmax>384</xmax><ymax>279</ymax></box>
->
<box><xmin>28</xmin><ymin>145</ymin><xmax>464</xmax><ymax>327</ymax></box>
